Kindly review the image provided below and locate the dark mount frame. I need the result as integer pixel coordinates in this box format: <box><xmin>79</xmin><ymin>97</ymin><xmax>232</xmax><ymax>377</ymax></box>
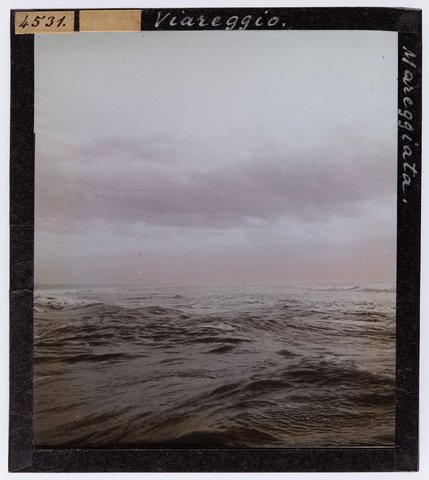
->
<box><xmin>9</xmin><ymin>7</ymin><xmax>421</xmax><ymax>473</ymax></box>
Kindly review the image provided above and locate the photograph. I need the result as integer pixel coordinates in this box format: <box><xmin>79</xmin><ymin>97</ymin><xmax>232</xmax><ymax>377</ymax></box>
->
<box><xmin>8</xmin><ymin>5</ymin><xmax>422</xmax><ymax>474</ymax></box>
<box><xmin>33</xmin><ymin>27</ymin><xmax>397</xmax><ymax>448</ymax></box>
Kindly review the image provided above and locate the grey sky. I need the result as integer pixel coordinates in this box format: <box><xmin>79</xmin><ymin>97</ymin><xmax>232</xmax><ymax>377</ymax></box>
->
<box><xmin>35</xmin><ymin>30</ymin><xmax>397</xmax><ymax>286</ymax></box>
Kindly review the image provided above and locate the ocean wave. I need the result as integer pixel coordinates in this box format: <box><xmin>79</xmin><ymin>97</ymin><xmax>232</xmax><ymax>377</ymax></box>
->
<box><xmin>308</xmin><ymin>284</ymin><xmax>395</xmax><ymax>293</ymax></box>
<box><xmin>34</xmin><ymin>284</ymin><xmax>396</xmax><ymax>448</ymax></box>
<box><xmin>199</xmin><ymin>322</ymin><xmax>235</xmax><ymax>331</ymax></box>
<box><xmin>35</xmin><ymin>351</ymin><xmax>144</xmax><ymax>365</ymax></box>
<box><xmin>34</xmin><ymin>294</ymin><xmax>105</xmax><ymax>311</ymax></box>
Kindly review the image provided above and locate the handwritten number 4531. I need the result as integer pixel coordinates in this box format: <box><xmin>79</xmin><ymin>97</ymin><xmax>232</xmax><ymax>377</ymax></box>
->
<box><xmin>18</xmin><ymin>15</ymin><xmax>66</xmax><ymax>29</ymax></box>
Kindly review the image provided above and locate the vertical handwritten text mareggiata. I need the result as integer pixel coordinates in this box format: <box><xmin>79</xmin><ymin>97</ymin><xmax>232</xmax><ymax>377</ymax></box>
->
<box><xmin>399</xmin><ymin>46</ymin><xmax>418</xmax><ymax>204</ymax></box>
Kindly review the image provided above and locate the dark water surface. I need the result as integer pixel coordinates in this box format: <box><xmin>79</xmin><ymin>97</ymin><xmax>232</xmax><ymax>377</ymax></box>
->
<box><xmin>34</xmin><ymin>284</ymin><xmax>395</xmax><ymax>447</ymax></box>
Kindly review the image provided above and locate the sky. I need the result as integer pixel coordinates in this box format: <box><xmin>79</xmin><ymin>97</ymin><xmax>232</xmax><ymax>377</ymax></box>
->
<box><xmin>34</xmin><ymin>30</ymin><xmax>398</xmax><ymax>286</ymax></box>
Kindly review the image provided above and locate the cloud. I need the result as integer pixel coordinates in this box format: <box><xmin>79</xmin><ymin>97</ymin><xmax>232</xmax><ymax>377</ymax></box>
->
<box><xmin>34</xmin><ymin>30</ymin><xmax>397</xmax><ymax>285</ymax></box>
<box><xmin>36</xmin><ymin>120</ymin><xmax>396</xmax><ymax>236</ymax></box>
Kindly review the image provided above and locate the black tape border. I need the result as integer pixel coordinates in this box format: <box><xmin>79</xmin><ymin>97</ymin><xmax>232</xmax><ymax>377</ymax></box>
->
<box><xmin>9</xmin><ymin>7</ymin><xmax>422</xmax><ymax>473</ymax></box>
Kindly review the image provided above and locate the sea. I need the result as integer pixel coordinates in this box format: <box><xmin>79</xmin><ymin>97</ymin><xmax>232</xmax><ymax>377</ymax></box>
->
<box><xmin>33</xmin><ymin>283</ymin><xmax>396</xmax><ymax>447</ymax></box>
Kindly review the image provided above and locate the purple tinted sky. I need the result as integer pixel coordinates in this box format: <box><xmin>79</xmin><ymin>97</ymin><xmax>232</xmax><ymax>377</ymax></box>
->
<box><xmin>35</xmin><ymin>30</ymin><xmax>397</xmax><ymax>286</ymax></box>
